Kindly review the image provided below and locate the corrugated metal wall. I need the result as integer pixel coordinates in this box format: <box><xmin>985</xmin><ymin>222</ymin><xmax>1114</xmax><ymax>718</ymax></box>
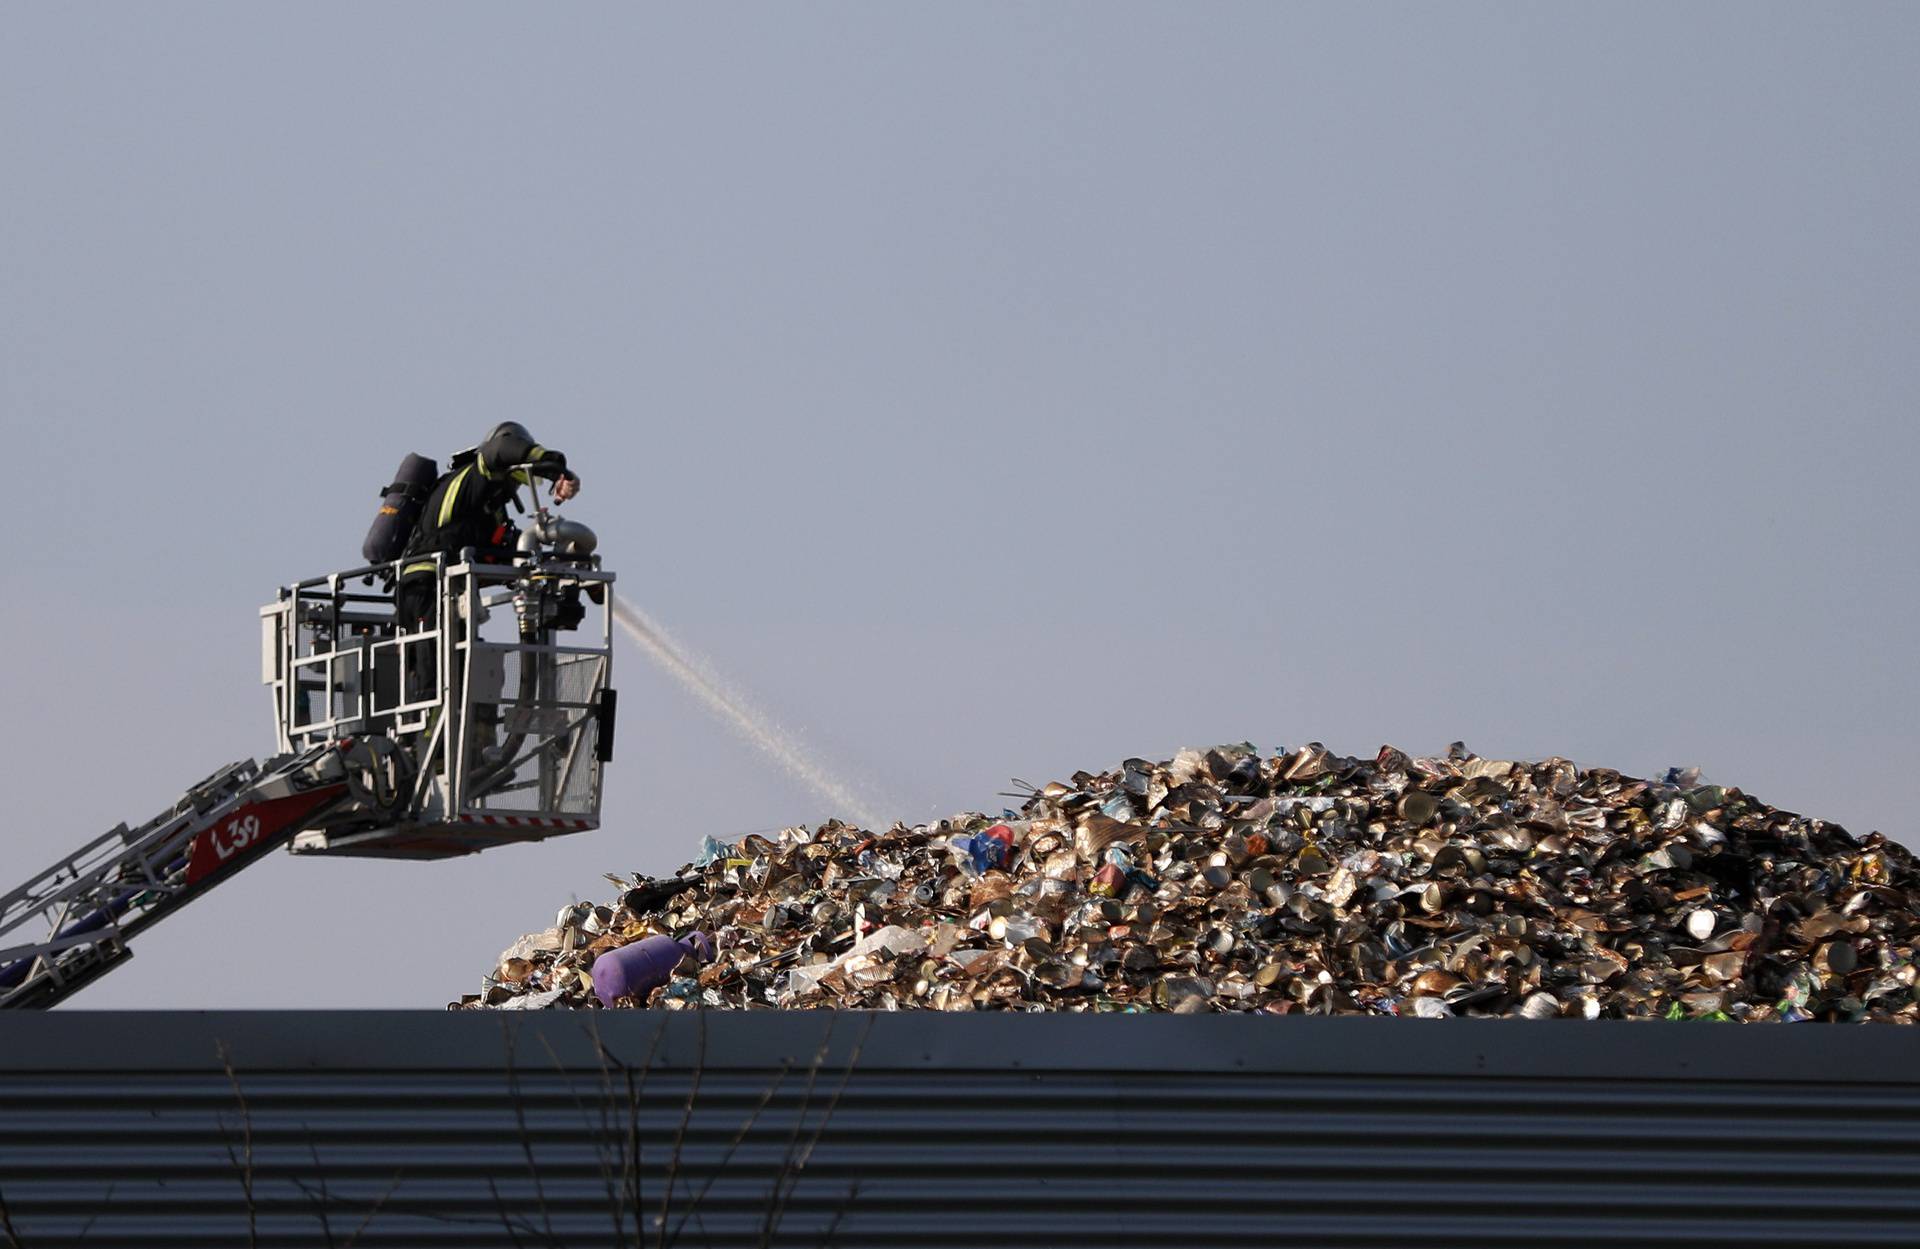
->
<box><xmin>2</xmin><ymin>1012</ymin><xmax>1917</xmax><ymax>1247</ymax></box>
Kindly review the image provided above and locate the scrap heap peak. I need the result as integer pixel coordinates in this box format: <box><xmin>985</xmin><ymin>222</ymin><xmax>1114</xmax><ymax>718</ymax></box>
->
<box><xmin>460</xmin><ymin>742</ymin><xmax>1916</xmax><ymax>1021</ymax></box>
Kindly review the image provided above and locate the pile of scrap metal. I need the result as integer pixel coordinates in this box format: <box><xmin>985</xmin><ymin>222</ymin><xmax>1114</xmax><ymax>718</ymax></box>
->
<box><xmin>456</xmin><ymin>742</ymin><xmax>1919</xmax><ymax>1020</ymax></box>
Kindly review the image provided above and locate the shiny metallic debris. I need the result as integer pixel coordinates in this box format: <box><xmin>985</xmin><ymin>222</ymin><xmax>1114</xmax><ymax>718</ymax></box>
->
<box><xmin>457</xmin><ymin>743</ymin><xmax>1919</xmax><ymax>1020</ymax></box>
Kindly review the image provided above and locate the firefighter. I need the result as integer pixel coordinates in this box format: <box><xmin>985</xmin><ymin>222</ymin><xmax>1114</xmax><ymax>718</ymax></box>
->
<box><xmin>395</xmin><ymin>422</ymin><xmax>582</xmax><ymax>630</ymax></box>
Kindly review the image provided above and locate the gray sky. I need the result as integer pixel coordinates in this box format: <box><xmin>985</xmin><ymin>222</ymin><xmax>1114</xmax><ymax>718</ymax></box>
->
<box><xmin>3</xmin><ymin>5</ymin><xmax>1915</xmax><ymax>1009</ymax></box>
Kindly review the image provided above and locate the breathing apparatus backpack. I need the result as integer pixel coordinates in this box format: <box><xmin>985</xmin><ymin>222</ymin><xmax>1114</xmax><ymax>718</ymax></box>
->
<box><xmin>362</xmin><ymin>453</ymin><xmax>440</xmax><ymax>565</ymax></box>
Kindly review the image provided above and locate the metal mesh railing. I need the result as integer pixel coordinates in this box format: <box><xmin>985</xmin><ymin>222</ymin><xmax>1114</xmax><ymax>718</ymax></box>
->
<box><xmin>265</xmin><ymin>557</ymin><xmax>612</xmax><ymax>845</ymax></box>
<box><xmin>459</xmin><ymin>650</ymin><xmax>604</xmax><ymax>818</ymax></box>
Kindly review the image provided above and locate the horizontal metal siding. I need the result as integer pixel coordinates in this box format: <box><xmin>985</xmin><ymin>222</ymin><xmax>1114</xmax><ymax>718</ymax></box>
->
<box><xmin>2</xmin><ymin>1014</ymin><xmax>1918</xmax><ymax>1247</ymax></box>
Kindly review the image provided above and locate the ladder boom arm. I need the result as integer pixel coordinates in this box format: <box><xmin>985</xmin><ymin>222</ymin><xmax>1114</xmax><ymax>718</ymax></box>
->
<box><xmin>0</xmin><ymin>745</ymin><xmax>354</xmax><ymax>1010</ymax></box>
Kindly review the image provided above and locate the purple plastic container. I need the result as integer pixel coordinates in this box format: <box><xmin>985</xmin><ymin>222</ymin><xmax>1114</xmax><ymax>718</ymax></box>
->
<box><xmin>590</xmin><ymin>932</ymin><xmax>713</xmax><ymax>1007</ymax></box>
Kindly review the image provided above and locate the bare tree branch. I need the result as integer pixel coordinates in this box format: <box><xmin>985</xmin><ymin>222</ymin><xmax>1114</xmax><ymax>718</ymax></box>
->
<box><xmin>655</xmin><ymin>1010</ymin><xmax>707</xmax><ymax>1249</ymax></box>
<box><xmin>795</xmin><ymin>1014</ymin><xmax>871</xmax><ymax>1174</ymax></box>
<box><xmin>0</xmin><ymin>1181</ymin><xmax>24</xmax><ymax>1249</ymax></box>
<box><xmin>214</xmin><ymin>1041</ymin><xmax>258</xmax><ymax>1249</ymax></box>
<box><xmin>663</xmin><ymin>1056</ymin><xmax>793</xmax><ymax>1249</ymax></box>
<box><xmin>605</xmin><ymin>1013</ymin><xmax>669</xmax><ymax>1247</ymax></box>
<box><xmin>338</xmin><ymin>1171</ymin><xmax>405</xmax><ymax>1249</ymax></box>
<box><xmin>302</xmin><ymin>1133</ymin><xmax>338</xmax><ymax>1249</ymax></box>
<box><xmin>49</xmin><ymin>1013</ymin><xmax>866</xmax><ymax>1247</ymax></box>
<box><xmin>487</xmin><ymin>1176</ymin><xmax>531</xmax><ymax>1249</ymax></box>
<box><xmin>541</xmin><ymin>1027</ymin><xmax>629</xmax><ymax>1248</ymax></box>
<box><xmin>344</xmin><ymin>1198</ymin><xmax>538</xmax><ymax>1237</ymax></box>
<box><xmin>500</xmin><ymin>1019</ymin><xmax>561</xmax><ymax>1247</ymax></box>
<box><xmin>761</xmin><ymin>1014</ymin><xmax>873</xmax><ymax>1247</ymax></box>
<box><xmin>757</xmin><ymin>1020</ymin><xmax>835</xmax><ymax>1249</ymax></box>
<box><xmin>74</xmin><ymin>1182</ymin><xmax>114</xmax><ymax>1243</ymax></box>
<box><xmin>816</xmin><ymin>1175</ymin><xmax>862</xmax><ymax>1249</ymax></box>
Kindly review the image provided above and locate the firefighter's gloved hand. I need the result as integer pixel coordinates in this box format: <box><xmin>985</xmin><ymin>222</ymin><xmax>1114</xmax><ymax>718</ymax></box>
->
<box><xmin>552</xmin><ymin>471</ymin><xmax>580</xmax><ymax>503</ymax></box>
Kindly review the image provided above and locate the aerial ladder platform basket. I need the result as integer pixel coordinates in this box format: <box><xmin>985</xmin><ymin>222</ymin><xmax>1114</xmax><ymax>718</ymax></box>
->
<box><xmin>0</xmin><ymin>504</ymin><xmax>615</xmax><ymax>1009</ymax></box>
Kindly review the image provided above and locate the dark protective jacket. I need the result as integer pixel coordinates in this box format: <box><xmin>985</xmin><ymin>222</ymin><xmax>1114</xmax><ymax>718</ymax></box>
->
<box><xmin>398</xmin><ymin>429</ymin><xmax>572</xmax><ymax>581</ymax></box>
